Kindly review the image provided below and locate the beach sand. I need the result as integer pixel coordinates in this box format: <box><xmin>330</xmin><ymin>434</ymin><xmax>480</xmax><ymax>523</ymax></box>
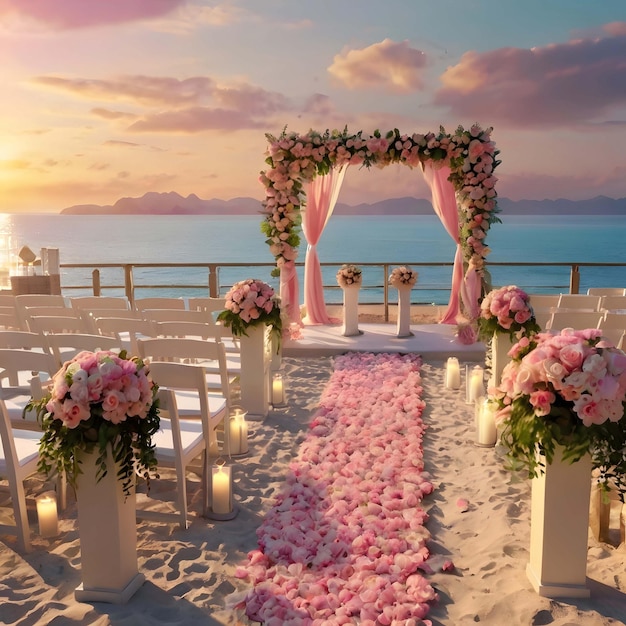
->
<box><xmin>1</xmin><ymin>356</ymin><xmax>625</xmax><ymax>625</ymax></box>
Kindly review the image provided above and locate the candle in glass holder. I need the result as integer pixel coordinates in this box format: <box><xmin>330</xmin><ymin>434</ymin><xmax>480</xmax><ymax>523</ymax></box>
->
<box><xmin>228</xmin><ymin>408</ymin><xmax>248</xmax><ymax>455</ymax></box>
<box><xmin>445</xmin><ymin>357</ymin><xmax>461</xmax><ymax>389</ymax></box>
<box><xmin>466</xmin><ymin>365</ymin><xmax>485</xmax><ymax>404</ymax></box>
<box><xmin>272</xmin><ymin>373</ymin><xmax>285</xmax><ymax>406</ymax></box>
<box><xmin>476</xmin><ymin>398</ymin><xmax>497</xmax><ymax>447</ymax></box>
<box><xmin>211</xmin><ymin>462</ymin><xmax>232</xmax><ymax>515</ymax></box>
<box><xmin>36</xmin><ymin>492</ymin><xmax>59</xmax><ymax>538</ymax></box>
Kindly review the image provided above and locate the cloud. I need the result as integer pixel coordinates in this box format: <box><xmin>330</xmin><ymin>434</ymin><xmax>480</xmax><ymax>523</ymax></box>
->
<box><xmin>103</xmin><ymin>140</ymin><xmax>142</xmax><ymax>148</ymax></box>
<box><xmin>32</xmin><ymin>72</ymin><xmax>293</xmax><ymax>133</ymax></box>
<box><xmin>434</xmin><ymin>25</ymin><xmax>626</xmax><ymax>127</ymax></box>
<box><xmin>91</xmin><ymin>108</ymin><xmax>138</xmax><ymax>122</ymax></box>
<box><xmin>328</xmin><ymin>39</ymin><xmax>428</xmax><ymax>93</ymax></box>
<box><xmin>0</xmin><ymin>0</ymin><xmax>185</xmax><ymax>30</ymax></box>
<box><xmin>33</xmin><ymin>75</ymin><xmax>214</xmax><ymax>107</ymax></box>
<box><xmin>151</xmin><ymin>2</ymin><xmax>251</xmax><ymax>34</ymax></box>
<box><xmin>213</xmin><ymin>83</ymin><xmax>290</xmax><ymax>116</ymax></box>
<box><xmin>127</xmin><ymin>107</ymin><xmax>266</xmax><ymax>132</ymax></box>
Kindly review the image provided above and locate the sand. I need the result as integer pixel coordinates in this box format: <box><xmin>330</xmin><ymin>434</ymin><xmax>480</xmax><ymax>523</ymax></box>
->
<box><xmin>1</xmin><ymin>356</ymin><xmax>625</xmax><ymax>626</ymax></box>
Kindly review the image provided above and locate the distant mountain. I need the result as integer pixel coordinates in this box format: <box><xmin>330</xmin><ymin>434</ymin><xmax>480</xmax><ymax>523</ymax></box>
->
<box><xmin>61</xmin><ymin>192</ymin><xmax>626</xmax><ymax>216</ymax></box>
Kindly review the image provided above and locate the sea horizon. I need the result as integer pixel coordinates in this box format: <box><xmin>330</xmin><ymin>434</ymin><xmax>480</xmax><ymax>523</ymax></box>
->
<box><xmin>2</xmin><ymin>213</ymin><xmax>625</xmax><ymax>305</ymax></box>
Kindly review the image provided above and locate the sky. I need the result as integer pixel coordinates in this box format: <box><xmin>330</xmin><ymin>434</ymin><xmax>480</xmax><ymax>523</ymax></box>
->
<box><xmin>1</xmin><ymin>0</ymin><xmax>625</xmax><ymax>213</ymax></box>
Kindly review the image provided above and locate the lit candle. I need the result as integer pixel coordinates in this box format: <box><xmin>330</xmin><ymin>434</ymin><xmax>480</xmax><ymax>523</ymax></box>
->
<box><xmin>36</xmin><ymin>492</ymin><xmax>58</xmax><ymax>538</ymax></box>
<box><xmin>211</xmin><ymin>463</ymin><xmax>231</xmax><ymax>515</ymax></box>
<box><xmin>466</xmin><ymin>365</ymin><xmax>485</xmax><ymax>404</ymax></box>
<box><xmin>445</xmin><ymin>357</ymin><xmax>461</xmax><ymax>389</ymax></box>
<box><xmin>272</xmin><ymin>373</ymin><xmax>285</xmax><ymax>405</ymax></box>
<box><xmin>476</xmin><ymin>398</ymin><xmax>497</xmax><ymax>447</ymax></box>
<box><xmin>228</xmin><ymin>409</ymin><xmax>248</xmax><ymax>455</ymax></box>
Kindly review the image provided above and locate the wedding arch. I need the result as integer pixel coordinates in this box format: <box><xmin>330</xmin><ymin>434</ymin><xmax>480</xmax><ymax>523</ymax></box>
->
<box><xmin>259</xmin><ymin>125</ymin><xmax>500</xmax><ymax>327</ymax></box>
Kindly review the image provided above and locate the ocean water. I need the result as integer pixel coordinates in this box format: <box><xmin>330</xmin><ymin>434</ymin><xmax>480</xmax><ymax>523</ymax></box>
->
<box><xmin>2</xmin><ymin>213</ymin><xmax>625</xmax><ymax>305</ymax></box>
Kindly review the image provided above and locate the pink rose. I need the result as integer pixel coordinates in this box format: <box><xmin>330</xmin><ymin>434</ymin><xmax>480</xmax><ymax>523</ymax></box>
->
<box><xmin>61</xmin><ymin>399</ymin><xmax>90</xmax><ymax>429</ymax></box>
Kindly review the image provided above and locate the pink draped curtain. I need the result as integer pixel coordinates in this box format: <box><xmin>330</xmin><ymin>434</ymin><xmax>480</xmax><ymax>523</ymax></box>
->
<box><xmin>301</xmin><ymin>166</ymin><xmax>347</xmax><ymax>325</ymax></box>
<box><xmin>422</xmin><ymin>163</ymin><xmax>481</xmax><ymax>323</ymax></box>
<box><xmin>279</xmin><ymin>261</ymin><xmax>301</xmax><ymax>326</ymax></box>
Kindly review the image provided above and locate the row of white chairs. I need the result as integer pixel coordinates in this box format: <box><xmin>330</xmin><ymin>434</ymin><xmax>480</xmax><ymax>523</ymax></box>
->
<box><xmin>0</xmin><ymin>324</ymin><xmax>242</xmax><ymax>549</ymax></box>
<box><xmin>0</xmin><ymin>294</ymin><xmax>228</xmax><ymax>335</ymax></box>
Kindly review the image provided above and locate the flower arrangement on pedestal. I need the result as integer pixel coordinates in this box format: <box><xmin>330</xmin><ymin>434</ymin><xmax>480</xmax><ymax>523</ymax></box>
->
<box><xmin>26</xmin><ymin>350</ymin><xmax>160</xmax><ymax>498</ymax></box>
<box><xmin>217</xmin><ymin>278</ymin><xmax>282</xmax><ymax>346</ymax></box>
<box><xmin>477</xmin><ymin>285</ymin><xmax>540</xmax><ymax>342</ymax></box>
<box><xmin>389</xmin><ymin>266</ymin><xmax>418</xmax><ymax>288</ymax></box>
<box><xmin>336</xmin><ymin>264</ymin><xmax>362</xmax><ymax>287</ymax></box>
<box><xmin>492</xmin><ymin>328</ymin><xmax>626</xmax><ymax>496</ymax></box>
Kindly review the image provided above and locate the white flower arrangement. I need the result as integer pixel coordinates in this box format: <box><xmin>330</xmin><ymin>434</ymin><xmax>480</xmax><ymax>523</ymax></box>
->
<box><xmin>336</xmin><ymin>264</ymin><xmax>362</xmax><ymax>288</ymax></box>
<box><xmin>389</xmin><ymin>266</ymin><xmax>418</xmax><ymax>288</ymax></box>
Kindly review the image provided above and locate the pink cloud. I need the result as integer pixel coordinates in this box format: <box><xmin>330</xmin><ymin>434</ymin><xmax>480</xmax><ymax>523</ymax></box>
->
<box><xmin>213</xmin><ymin>84</ymin><xmax>290</xmax><ymax>116</ymax></box>
<box><xmin>33</xmin><ymin>75</ymin><xmax>214</xmax><ymax>107</ymax></box>
<box><xmin>328</xmin><ymin>38</ymin><xmax>428</xmax><ymax>93</ymax></box>
<box><xmin>0</xmin><ymin>0</ymin><xmax>185</xmax><ymax>29</ymax></box>
<box><xmin>434</xmin><ymin>25</ymin><xmax>626</xmax><ymax>127</ymax></box>
<box><xmin>127</xmin><ymin>107</ymin><xmax>266</xmax><ymax>132</ymax></box>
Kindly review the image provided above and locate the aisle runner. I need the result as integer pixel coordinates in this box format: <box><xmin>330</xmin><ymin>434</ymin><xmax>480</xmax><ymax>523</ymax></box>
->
<box><xmin>235</xmin><ymin>353</ymin><xmax>441</xmax><ymax>624</ymax></box>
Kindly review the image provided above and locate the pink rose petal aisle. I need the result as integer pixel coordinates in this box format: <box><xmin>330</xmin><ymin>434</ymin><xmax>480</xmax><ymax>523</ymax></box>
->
<box><xmin>235</xmin><ymin>352</ymin><xmax>444</xmax><ymax>625</ymax></box>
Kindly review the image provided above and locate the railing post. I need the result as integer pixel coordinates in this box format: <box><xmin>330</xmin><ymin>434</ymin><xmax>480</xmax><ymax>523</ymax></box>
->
<box><xmin>91</xmin><ymin>269</ymin><xmax>101</xmax><ymax>296</ymax></box>
<box><xmin>208</xmin><ymin>265</ymin><xmax>219</xmax><ymax>297</ymax></box>
<box><xmin>124</xmin><ymin>265</ymin><xmax>135</xmax><ymax>305</ymax></box>
<box><xmin>383</xmin><ymin>264</ymin><xmax>390</xmax><ymax>322</ymax></box>
<box><xmin>570</xmin><ymin>265</ymin><xmax>580</xmax><ymax>294</ymax></box>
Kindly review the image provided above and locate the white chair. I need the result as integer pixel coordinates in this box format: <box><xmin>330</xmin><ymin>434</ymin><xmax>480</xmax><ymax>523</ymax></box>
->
<box><xmin>142</xmin><ymin>309</ymin><xmax>209</xmax><ymax>324</ymax></box>
<box><xmin>0</xmin><ymin>349</ymin><xmax>58</xmax><ymax>430</ymax></box>
<box><xmin>547</xmin><ymin>311</ymin><xmax>604</xmax><ymax>332</ymax></box>
<box><xmin>155</xmin><ymin>320</ymin><xmax>240</xmax><ymax>355</ymax></box>
<box><xmin>528</xmin><ymin>294</ymin><xmax>560</xmax><ymax>309</ymax></box>
<box><xmin>137</xmin><ymin>336</ymin><xmax>237</xmax><ymax>392</ymax></box>
<box><xmin>0</xmin><ymin>397</ymin><xmax>44</xmax><ymax>552</ymax></box>
<box><xmin>93</xmin><ymin>317</ymin><xmax>156</xmax><ymax>355</ymax></box>
<box><xmin>138</xmin><ymin>362</ymin><xmax>226</xmax><ymax>528</ymax></box>
<box><xmin>188</xmin><ymin>297</ymin><xmax>226</xmax><ymax>323</ymax></box>
<box><xmin>599</xmin><ymin>296</ymin><xmax>626</xmax><ymax>314</ymax></box>
<box><xmin>46</xmin><ymin>333</ymin><xmax>124</xmax><ymax>367</ymax></box>
<box><xmin>556</xmin><ymin>294</ymin><xmax>602</xmax><ymax>312</ymax></box>
<box><xmin>0</xmin><ymin>330</ymin><xmax>50</xmax><ymax>352</ymax></box>
<box><xmin>588</xmin><ymin>288</ymin><xmax>626</xmax><ymax>297</ymax></box>
<box><xmin>0</xmin><ymin>304</ymin><xmax>21</xmax><ymax>330</ymax></box>
<box><xmin>27</xmin><ymin>315</ymin><xmax>89</xmax><ymax>336</ymax></box>
<box><xmin>597</xmin><ymin>314</ymin><xmax>626</xmax><ymax>346</ymax></box>
<box><xmin>133</xmin><ymin>298</ymin><xmax>186</xmax><ymax>312</ymax></box>
<box><xmin>78</xmin><ymin>308</ymin><xmax>143</xmax><ymax>334</ymax></box>
<box><xmin>15</xmin><ymin>295</ymin><xmax>68</xmax><ymax>330</ymax></box>
<box><xmin>69</xmin><ymin>296</ymin><xmax>130</xmax><ymax>311</ymax></box>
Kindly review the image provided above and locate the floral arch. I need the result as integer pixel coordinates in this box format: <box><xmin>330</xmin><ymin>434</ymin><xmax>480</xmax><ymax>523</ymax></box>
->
<box><xmin>259</xmin><ymin>125</ymin><xmax>500</xmax><ymax>327</ymax></box>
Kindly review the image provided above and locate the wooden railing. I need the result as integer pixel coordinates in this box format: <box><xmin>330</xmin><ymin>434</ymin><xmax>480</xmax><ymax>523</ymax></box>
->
<box><xmin>54</xmin><ymin>260</ymin><xmax>626</xmax><ymax>321</ymax></box>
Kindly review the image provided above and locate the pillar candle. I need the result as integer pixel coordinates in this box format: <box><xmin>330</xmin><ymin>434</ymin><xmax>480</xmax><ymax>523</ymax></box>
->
<box><xmin>211</xmin><ymin>465</ymin><xmax>231</xmax><ymax>515</ymax></box>
<box><xmin>36</xmin><ymin>492</ymin><xmax>58</xmax><ymax>538</ymax></box>
<box><xmin>466</xmin><ymin>365</ymin><xmax>485</xmax><ymax>404</ymax></box>
<box><xmin>229</xmin><ymin>410</ymin><xmax>248</xmax><ymax>455</ymax></box>
<box><xmin>476</xmin><ymin>399</ymin><xmax>497</xmax><ymax>447</ymax></box>
<box><xmin>445</xmin><ymin>357</ymin><xmax>461</xmax><ymax>389</ymax></box>
<box><xmin>272</xmin><ymin>374</ymin><xmax>285</xmax><ymax>405</ymax></box>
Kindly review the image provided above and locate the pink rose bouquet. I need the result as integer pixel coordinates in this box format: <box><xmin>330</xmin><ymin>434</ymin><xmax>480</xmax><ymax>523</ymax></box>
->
<box><xmin>492</xmin><ymin>328</ymin><xmax>626</xmax><ymax>495</ymax></box>
<box><xmin>26</xmin><ymin>350</ymin><xmax>160</xmax><ymax>497</ymax></box>
<box><xmin>336</xmin><ymin>264</ymin><xmax>362</xmax><ymax>287</ymax></box>
<box><xmin>477</xmin><ymin>285</ymin><xmax>540</xmax><ymax>341</ymax></box>
<box><xmin>389</xmin><ymin>266</ymin><xmax>418</xmax><ymax>288</ymax></box>
<box><xmin>217</xmin><ymin>278</ymin><xmax>282</xmax><ymax>348</ymax></box>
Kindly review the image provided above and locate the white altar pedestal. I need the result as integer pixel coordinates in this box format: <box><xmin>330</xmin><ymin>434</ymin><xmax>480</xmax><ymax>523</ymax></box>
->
<box><xmin>490</xmin><ymin>333</ymin><xmax>514</xmax><ymax>390</ymax></box>
<box><xmin>75</xmin><ymin>448</ymin><xmax>144</xmax><ymax>604</ymax></box>
<box><xmin>239</xmin><ymin>325</ymin><xmax>271</xmax><ymax>421</ymax></box>
<box><xmin>341</xmin><ymin>285</ymin><xmax>362</xmax><ymax>337</ymax></box>
<box><xmin>526</xmin><ymin>447</ymin><xmax>591</xmax><ymax>598</ymax></box>
<box><xmin>396</xmin><ymin>286</ymin><xmax>413</xmax><ymax>338</ymax></box>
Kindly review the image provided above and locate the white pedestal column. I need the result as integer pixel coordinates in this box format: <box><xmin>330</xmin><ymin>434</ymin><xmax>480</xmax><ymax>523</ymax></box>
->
<box><xmin>396</xmin><ymin>286</ymin><xmax>413</xmax><ymax>338</ymax></box>
<box><xmin>341</xmin><ymin>286</ymin><xmax>362</xmax><ymax>336</ymax></box>
<box><xmin>526</xmin><ymin>447</ymin><xmax>591</xmax><ymax>598</ymax></box>
<box><xmin>490</xmin><ymin>332</ymin><xmax>514</xmax><ymax>390</ymax></box>
<box><xmin>75</xmin><ymin>448</ymin><xmax>144</xmax><ymax>604</ymax></box>
<box><xmin>239</xmin><ymin>325</ymin><xmax>270</xmax><ymax>421</ymax></box>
